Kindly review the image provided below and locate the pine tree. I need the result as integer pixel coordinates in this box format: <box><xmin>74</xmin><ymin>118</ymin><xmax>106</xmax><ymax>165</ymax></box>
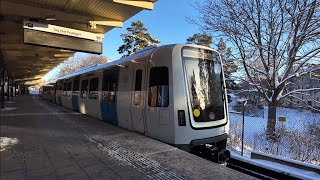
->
<box><xmin>216</xmin><ymin>38</ymin><xmax>238</xmax><ymax>90</ymax></box>
<box><xmin>186</xmin><ymin>33</ymin><xmax>212</xmax><ymax>47</ymax></box>
<box><xmin>187</xmin><ymin>35</ymin><xmax>239</xmax><ymax>89</ymax></box>
<box><xmin>117</xmin><ymin>21</ymin><xmax>160</xmax><ymax>57</ymax></box>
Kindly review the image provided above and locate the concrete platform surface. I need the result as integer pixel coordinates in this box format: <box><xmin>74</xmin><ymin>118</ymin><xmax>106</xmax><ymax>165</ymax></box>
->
<box><xmin>0</xmin><ymin>95</ymin><xmax>255</xmax><ymax>180</ymax></box>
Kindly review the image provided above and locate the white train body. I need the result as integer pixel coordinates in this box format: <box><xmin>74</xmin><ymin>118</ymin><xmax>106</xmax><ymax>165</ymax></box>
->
<box><xmin>40</xmin><ymin>44</ymin><xmax>230</xmax><ymax>162</ymax></box>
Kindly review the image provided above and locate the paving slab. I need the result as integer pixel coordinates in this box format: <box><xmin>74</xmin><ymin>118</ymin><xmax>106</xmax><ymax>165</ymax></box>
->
<box><xmin>0</xmin><ymin>95</ymin><xmax>256</xmax><ymax>179</ymax></box>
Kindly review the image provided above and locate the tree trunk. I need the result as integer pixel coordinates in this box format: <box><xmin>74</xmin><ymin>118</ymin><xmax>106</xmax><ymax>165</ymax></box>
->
<box><xmin>266</xmin><ymin>103</ymin><xmax>277</xmax><ymax>141</ymax></box>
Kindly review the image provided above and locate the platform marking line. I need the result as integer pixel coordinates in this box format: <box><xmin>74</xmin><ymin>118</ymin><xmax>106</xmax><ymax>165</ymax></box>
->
<box><xmin>37</xmin><ymin>97</ymin><xmax>185</xmax><ymax>180</ymax></box>
<box><xmin>90</xmin><ymin>135</ymin><xmax>185</xmax><ymax>180</ymax></box>
<box><xmin>144</xmin><ymin>148</ymin><xmax>179</xmax><ymax>156</ymax></box>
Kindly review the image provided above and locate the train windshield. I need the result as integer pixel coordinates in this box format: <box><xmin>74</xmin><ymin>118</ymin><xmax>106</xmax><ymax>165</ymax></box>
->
<box><xmin>183</xmin><ymin>48</ymin><xmax>225</xmax><ymax>122</ymax></box>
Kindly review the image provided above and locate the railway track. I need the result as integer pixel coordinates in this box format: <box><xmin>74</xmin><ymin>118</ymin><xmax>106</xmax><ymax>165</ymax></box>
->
<box><xmin>226</xmin><ymin>158</ymin><xmax>300</xmax><ymax>180</ymax></box>
<box><xmin>192</xmin><ymin>150</ymin><xmax>313</xmax><ymax>180</ymax></box>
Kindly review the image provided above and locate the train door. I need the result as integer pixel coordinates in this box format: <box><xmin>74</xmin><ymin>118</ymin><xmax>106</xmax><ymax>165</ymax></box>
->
<box><xmin>130</xmin><ymin>61</ymin><xmax>146</xmax><ymax>133</ymax></box>
<box><xmin>72</xmin><ymin>76</ymin><xmax>80</xmax><ymax>112</ymax></box>
<box><xmin>145</xmin><ymin>65</ymin><xmax>170</xmax><ymax>138</ymax></box>
<box><xmin>101</xmin><ymin>67</ymin><xmax>119</xmax><ymax>125</ymax></box>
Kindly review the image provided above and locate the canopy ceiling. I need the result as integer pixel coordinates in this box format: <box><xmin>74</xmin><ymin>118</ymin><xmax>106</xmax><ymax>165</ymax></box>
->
<box><xmin>0</xmin><ymin>0</ymin><xmax>156</xmax><ymax>85</ymax></box>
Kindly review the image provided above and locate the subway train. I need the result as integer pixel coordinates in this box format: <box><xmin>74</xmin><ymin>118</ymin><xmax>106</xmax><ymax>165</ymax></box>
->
<box><xmin>40</xmin><ymin>44</ymin><xmax>230</xmax><ymax>163</ymax></box>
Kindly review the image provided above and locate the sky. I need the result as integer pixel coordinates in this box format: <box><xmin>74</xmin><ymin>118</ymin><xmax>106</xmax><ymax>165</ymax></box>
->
<box><xmin>102</xmin><ymin>0</ymin><xmax>202</xmax><ymax>60</ymax></box>
<box><xmin>43</xmin><ymin>0</ymin><xmax>204</xmax><ymax>81</ymax></box>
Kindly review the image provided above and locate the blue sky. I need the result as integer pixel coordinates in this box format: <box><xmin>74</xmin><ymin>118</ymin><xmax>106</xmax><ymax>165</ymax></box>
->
<box><xmin>102</xmin><ymin>0</ymin><xmax>201</xmax><ymax>60</ymax></box>
<box><xmin>44</xmin><ymin>0</ymin><xmax>204</xmax><ymax>80</ymax></box>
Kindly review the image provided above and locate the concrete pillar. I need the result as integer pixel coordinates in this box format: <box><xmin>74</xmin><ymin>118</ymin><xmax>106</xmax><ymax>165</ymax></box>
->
<box><xmin>14</xmin><ymin>84</ymin><xmax>17</xmax><ymax>97</ymax></box>
<box><xmin>10</xmin><ymin>82</ymin><xmax>13</xmax><ymax>100</ymax></box>
<box><xmin>7</xmin><ymin>76</ymin><xmax>9</xmax><ymax>101</ymax></box>
<box><xmin>18</xmin><ymin>85</ymin><xmax>20</xmax><ymax>95</ymax></box>
<box><xmin>1</xmin><ymin>69</ymin><xmax>4</xmax><ymax>109</ymax></box>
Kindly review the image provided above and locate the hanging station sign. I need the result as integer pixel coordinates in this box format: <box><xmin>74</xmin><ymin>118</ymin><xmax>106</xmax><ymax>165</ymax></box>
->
<box><xmin>23</xmin><ymin>21</ymin><xmax>104</xmax><ymax>42</ymax></box>
<box><xmin>23</xmin><ymin>21</ymin><xmax>103</xmax><ymax>54</ymax></box>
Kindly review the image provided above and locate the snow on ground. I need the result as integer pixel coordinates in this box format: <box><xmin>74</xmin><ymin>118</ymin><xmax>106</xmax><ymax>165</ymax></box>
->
<box><xmin>228</xmin><ymin>106</ymin><xmax>320</xmax><ymax>165</ymax></box>
<box><xmin>0</xmin><ymin>137</ymin><xmax>19</xmax><ymax>151</ymax></box>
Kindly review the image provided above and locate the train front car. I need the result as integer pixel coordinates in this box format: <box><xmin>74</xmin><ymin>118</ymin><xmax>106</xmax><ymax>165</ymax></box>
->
<box><xmin>173</xmin><ymin>45</ymin><xmax>230</xmax><ymax>163</ymax></box>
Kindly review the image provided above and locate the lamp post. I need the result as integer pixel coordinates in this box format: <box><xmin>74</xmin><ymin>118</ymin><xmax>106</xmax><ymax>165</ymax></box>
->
<box><xmin>241</xmin><ymin>100</ymin><xmax>247</xmax><ymax>156</ymax></box>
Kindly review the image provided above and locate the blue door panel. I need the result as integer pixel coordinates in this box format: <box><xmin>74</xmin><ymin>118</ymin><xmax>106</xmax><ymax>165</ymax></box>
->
<box><xmin>100</xmin><ymin>102</ymin><xmax>118</xmax><ymax>125</ymax></box>
<box><xmin>58</xmin><ymin>96</ymin><xmax>62</xmax><ymax>105</ymax></box>
<box><xmin>72</xmin><ymin>95</ymin><xmax>79</xmax><ymax>112</ymax></box>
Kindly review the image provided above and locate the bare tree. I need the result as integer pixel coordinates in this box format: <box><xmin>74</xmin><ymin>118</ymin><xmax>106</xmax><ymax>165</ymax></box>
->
<box><xmin>193</xmin><ymin>0</ymin><xmax>320</xmax><ymax>139</ymax></box>
<box><xmin>45</xmin><ymin>54</ymin><xmax>107</xmax><ymax>83</ymax></box>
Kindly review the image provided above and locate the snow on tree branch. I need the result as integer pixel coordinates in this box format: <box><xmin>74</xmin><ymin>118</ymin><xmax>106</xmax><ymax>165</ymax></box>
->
<box><xmin>193</xmin><ymin>0</ymin><xmax>320</xmax><ymax>136</ymax></box>
<box><xmin>277</xmin><ymin>87</ymin><xmax>320</xmax><ymax>101</ymax></box>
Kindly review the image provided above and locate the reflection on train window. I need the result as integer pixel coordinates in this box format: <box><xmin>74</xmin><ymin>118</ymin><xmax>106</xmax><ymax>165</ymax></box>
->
<box><xmin>57</xmin><ymin>81</ymin><xmax>63</xmax><ymax>96</ymax></box>
<box><xmin>57</xmin><ymin>81</ymin><xmax>63</xmax><ymax>90</ymax></box>
<box><xmin>148</xmin><ymin>67</ymin><xmax>169</xmax><ymax>107</ymax></box>
<box><xmin>67</xmin><ymin>82</ymin><xmax>72</xmax><ymax>96</ymax></box>
<box><xmin>89</xmin><ymin>78</ymin><xmax>99</xmax><ymax>99</ymax></box>
<box><xmin>63</xmin><ymin>83</ymin><xmax>68</xmax><ymax>96</ymax></box>
<box><xmin>134</xmin><ymin>69</ymin><xmax>142</xmax><ymax>105</ymax></box>
<box><xmin>102</xmin><ymin>68</ymin><xmax>119</xmax><ymax>102</ymax></box>
<box><xmin>81</xmin><ymin>79</ymin><xmax>89</xmax><ymax>98</ymax></box>
<box><xmin>183</xmin><ymin>49</ymin><xmax>225</xmax><ymax>122</ymax></box>
<box><xmin>73</xmin><ymin>77</ymin><xmax>80</xmax><ymax>95</ymax></box>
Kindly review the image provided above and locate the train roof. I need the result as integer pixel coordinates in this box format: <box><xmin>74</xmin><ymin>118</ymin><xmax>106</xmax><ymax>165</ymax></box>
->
<box><xmin>55</xmin><ymin>44</ymin><xmax>216</xmax><ymax>82</ymax></box>
<box><xmin>56</xmin><ymin>45</ymin><xmax>172</xmax><ymax>82</ymax></box>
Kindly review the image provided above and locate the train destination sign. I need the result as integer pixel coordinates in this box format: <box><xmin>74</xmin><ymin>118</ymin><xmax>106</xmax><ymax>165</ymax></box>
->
<box><xmin>23</xmin><ymin>21</ymin><xmax>104</xmax><ymax>42</ymax></box>
<box><xmin>24</xmin><ymin>29</ymin><xmax>102</xmax><ymax>54</ymax></box>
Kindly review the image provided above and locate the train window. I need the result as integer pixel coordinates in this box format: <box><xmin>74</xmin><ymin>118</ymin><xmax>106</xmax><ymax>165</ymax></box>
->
<box><xmin>183</xmin><ymin>49</ymin><xmax>225</xmax><ymax>122</ymax></box>
<box><xmin>63</xmin><ymin>83</ymin><xmax>68</xmax><ymax>96</ymax></box>
<box><xmin>67</xmin><ymin>82</ymin><xmax>72</xmax><ymax>96</ymax></box>
<box><xmin>135</xmin><ymin>70</ymin><xmax>142</xmax><ymax>91</ymax></box>
<box><xmin>89</xmin><ymin>78</ymin><xmax>99</xmax><ymax>99</ymax></box>
<box><xmin>73</xmin><ymin>78</ymin><xmax>80</xmax><ymax>91</ymax></box>
<box><xmin>63</xmin><ymin>83</ymin><xmax>67</xmax><ymax>91</ymax></box>
<box><xmin>102</xmin><ymin>71</ymin><xmax>111</xmax><ymax>101</ymax></box>
<box><xmin>148</xmin><ymin>67</ymin><xmax>169</xmax><ymax>107</ymax></box>
<box><xmin>134</xmin><ymin>69</ymin><xmax>142</xmax><ymax>105</ymax></box>
<box><xmin>102</xmin><ymin>67</ymin><xmax>119</xmax><ymax>102</ymax></box>
<box><xmin>72</xmin><ymin>77</ymin><xmax>80</xmax><ymax>96</ymax></box>
<box><xmin>81</xmin><ymin>79</ymin><xmax>89</xmax><ymax>98</ymax></box>
<box><xmin>57</xmin><ymin>81</ymin><xmax>63</xmax><ymax>91</ymax></box>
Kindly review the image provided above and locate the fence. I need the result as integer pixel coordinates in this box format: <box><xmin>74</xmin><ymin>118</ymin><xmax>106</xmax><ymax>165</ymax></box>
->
<box><xmin>227</xmin><ymin>104</ymin><xmax>320</xmax><ymax>166</ymax></box>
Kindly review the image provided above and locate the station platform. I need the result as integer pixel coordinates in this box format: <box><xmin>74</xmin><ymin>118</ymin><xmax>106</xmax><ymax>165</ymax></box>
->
<box><xmin>0</xmin><ymin>95</ymin><xmax>255</xmax><ymax>180</ymax></box>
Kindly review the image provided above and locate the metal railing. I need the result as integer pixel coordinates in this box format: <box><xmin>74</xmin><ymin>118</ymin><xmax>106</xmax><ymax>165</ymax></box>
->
<box><xmin>227</xmin><ymin>104</ymin><xmax>320</xmax><ymax>166</ymax></box>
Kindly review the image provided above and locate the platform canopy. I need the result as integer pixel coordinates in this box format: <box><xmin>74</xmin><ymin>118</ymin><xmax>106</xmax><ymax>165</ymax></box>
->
<box><xmin>0</xmin><ymin>0</ymin><xmax>157</xmax><ymax>85</ymax></box>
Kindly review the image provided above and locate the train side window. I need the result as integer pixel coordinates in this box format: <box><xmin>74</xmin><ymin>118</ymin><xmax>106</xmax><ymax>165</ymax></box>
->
<box><xmin>102</xmin><ymin>67</ymin><xmax>119</xmax><ymax>102</ymax></box>
<box><xmin>148</xmin><ymin>67</ymin><xmax>169</xmax><ymax>107</ymax></box>
<box><xmin>81</xmin><ymin>79</ymin><xmax>89</xmax><ymax>98</ymax></box>
<box><xmin>89</xmin><ymin>78</ymin><xmax>99</xmax><ymax>99</ymax></box>
<box><xmin>57</xmin><ymin>81</ymin><xmax>62</xmax><ymax>90</ymax></box>
<box><xmin>102</xmin><ymin>72</ymin><xmax>110</xmax><ymax>102</ymax></box>
<box><xmin>56</xmin><ymin>81</ymin><xmax>62</xmax><ymax>96</ymax></box>
<box><xmin>73</xmin><ymin>77</ymin><xmax>80</xmax><ymax>95</ymax></box>
<box><xmin>134</xmin><ymin>69</ymin><xmax>142</xmax><ymax>105</ymax></box>
<box><xmin>63</xmin><ymin>83</ymin><xmax>68</xmax><ymax>96</ymax></box>
<box><xmin>67</xmin><ymin>82</ymin><xmax>72</xmax><ymax>96</ymax></box>
<box><xmin>109</xmin><ymin>74</ymin><xmax>118</xmax><ymax>102</ymax></box>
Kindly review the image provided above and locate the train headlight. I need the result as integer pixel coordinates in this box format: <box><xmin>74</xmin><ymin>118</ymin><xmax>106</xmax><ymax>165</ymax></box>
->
<box><xmin>178</xmin><ymin>110</ymin><xmax>186</xmax><ymax>126</ymax></box>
